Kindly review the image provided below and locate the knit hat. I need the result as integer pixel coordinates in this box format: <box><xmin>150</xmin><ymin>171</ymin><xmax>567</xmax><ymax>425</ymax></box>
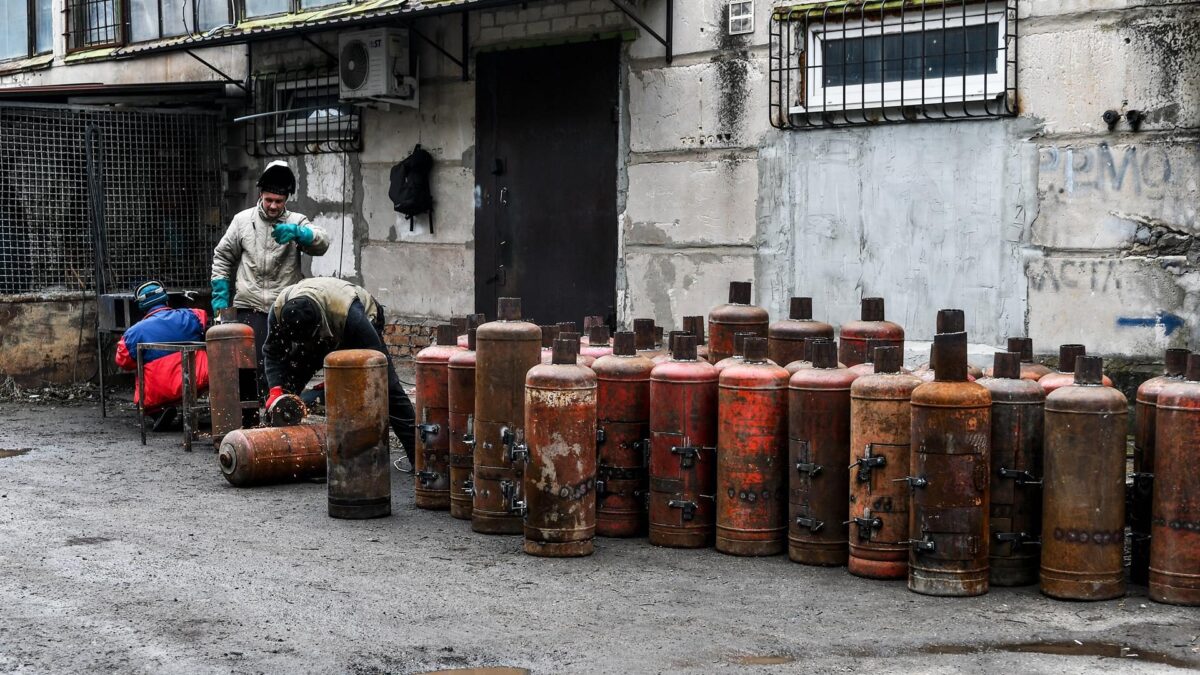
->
<box><xmin>279</xmin><ymin>297</ymin><xmax>321</xmax><ymax>339</ymax></box>
<box><xmin>257</xmin><ymin>160</ymin><xmax>296</xmax><ymax>196</ymax></box>
<box><xmin>135</xmin><ymin>281</ymin><xmax>168</xmax><ymax>311</ymax></box>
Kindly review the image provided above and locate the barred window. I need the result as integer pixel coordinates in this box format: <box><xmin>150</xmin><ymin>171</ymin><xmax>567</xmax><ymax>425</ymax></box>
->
<box><xmin>770</xmin><ymin>0</ymin><xmax>1017</xmax><ymax>129</ymax></box>
<box><xmin>2</xmin><ymin>0</ymin><xmax>55</xmax><ymax>60</ymax></box>
<box><xmin>247</xmin><ymin>69</ymin><xmax>362</xmax><ymax>156</ymax></box>
<box><xmin>68</xmin><ymin>0</ymin><xmax>124</xmax><ymax>50</ymax></box>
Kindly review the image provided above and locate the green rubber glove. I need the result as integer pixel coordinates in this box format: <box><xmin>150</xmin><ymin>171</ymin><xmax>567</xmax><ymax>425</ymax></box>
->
<box><xmin>272</xmin><ymin>223</ymin><xmax>314</xmax><ymax>246</ymax></box>
<box><xmin>211</xmin><ymin>278</ymin><xmax>232</xmax><ymax>311</ymax></box>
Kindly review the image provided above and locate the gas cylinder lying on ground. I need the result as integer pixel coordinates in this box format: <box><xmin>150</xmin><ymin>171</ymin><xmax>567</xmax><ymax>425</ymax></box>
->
<box><xmin>218</xmin><ymin>424</ymin><xmax>327</xmax><ymax>487</ymax></box>
<box><xmin>1148</xmin><ymin>353</ymin><xmax>1200</xmax><ymax>606</ymax></box>
<box><xmin>325</xmin><ymin>349</ymin><xmax>392</xmax><ymax>519</ymax></box>
<box><xmin>592</xmin><ymin>331</ymin><xmax>653</xmax><ymax>537</ymax></box>
<box><xmin>708</xmin><ymin>281</ymin><xmax>768</xmax><ymax>364</ymax></box>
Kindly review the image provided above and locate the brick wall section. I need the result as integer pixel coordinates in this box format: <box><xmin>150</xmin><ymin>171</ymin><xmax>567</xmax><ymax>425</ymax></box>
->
<box><xmin>382</xmin><ymin>320</ymin><xmax>439</xmax><ymax>360</ymax></box>
<box><xmin>476</xmin><ymin>0</ymin><xmax>628</xmax><ymax>44</ymax></box>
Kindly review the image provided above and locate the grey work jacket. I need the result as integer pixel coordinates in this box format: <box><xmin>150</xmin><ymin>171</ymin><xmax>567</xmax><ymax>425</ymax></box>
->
<box><xmin>211</xmin><ymin>203</ymin><xmax>330</xmax><ymax>313</ymax></box>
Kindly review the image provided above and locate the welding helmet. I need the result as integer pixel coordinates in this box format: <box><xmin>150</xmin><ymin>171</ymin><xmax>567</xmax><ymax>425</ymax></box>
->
<box><xmin>257</xmin><ymin>160</ymin><xmax>296</xmax><ymax>196</ymax></box>
<box><xmin>135</xmin><ymin>281</ymin><xmax>169</xmax><ymax>311</ymax></box>
<box><xmin>278</xmin><ymin>297</ymin><xmax>322</xmax><ymax>340</ymax></box>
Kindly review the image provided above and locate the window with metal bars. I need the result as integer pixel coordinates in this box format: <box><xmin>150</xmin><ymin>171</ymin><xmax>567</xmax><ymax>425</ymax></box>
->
<box><xmin>67</xmin><ymin>0</ymin><xmax>124</xmax><ymax>50</ymax></box>
<box><xmin>246</xmin><ymin>68</ymin><xmax>362</xmax><ymax>156</ymax></box>
<box><xmin>128</xmin><ymin>0</ymin><xmax>234</xmax><ymax>43</ymax></box>
<box><xmin>0</xmin><ymin>0</ymin><xmax>54</xmax><ymax>61</ymax></box>
<box><xmin>769</xmin><ymin>0</ymin><xmax>1017</xmax><ymax>129</ymax></box>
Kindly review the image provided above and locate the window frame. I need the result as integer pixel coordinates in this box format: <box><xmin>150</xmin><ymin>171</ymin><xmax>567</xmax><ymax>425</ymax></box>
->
<box><xmin>239</xmin><ymin>0</ymin><xmax>351</xmax><ymax>21</ymax></box>
<box><xmin>127</xmin><ymin>0</ymin><xmax>235</xmax><ymax>44</ymax></box>
<box><xmin>248</xmin><ymin>68</ymin><xmax>363</xmax><ymax>156</ymax></box>
<box><xmin>1</xmin><ymin>0</ymin><xmax>56</xmax><ymax>62</ymax></box>
<box><xmin>794</xmin><ymin>1</ymin><xmax>1007</xmax><ymax>114</ymax></box>
<box><xmin>66</xmin><ymin>0</ymin><xmax>126</xmax><ymax>52</ymax></box>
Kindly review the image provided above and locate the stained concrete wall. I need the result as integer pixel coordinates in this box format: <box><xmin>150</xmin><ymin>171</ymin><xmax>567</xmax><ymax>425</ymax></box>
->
<box><xmin>0</xmin><ymin>296</ymin><xmax>97</xmax><ymax>386</ymax></box>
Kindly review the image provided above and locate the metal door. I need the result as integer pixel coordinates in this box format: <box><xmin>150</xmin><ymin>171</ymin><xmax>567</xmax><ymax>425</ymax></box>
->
<box><xmin>475</xmin><ymin>40</ymin><xmax>619</xmax><ymax>326</ymax></box>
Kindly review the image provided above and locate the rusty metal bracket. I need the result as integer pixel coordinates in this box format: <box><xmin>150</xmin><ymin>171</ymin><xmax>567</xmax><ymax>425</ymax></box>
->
<box><xmin>795</xmin><ymin>461</ymin><xmax>823</xmax><ymax>477</ymax></box>
<box><xmin>184</xmin><ymin>49</ymin><xmax>248</xmax><ymax>92</ymax></box>
<box><xmin>796</xmin><ymin>515</ymin><xmax>825</xmax><ymax>532</ymax></box>
<box><xmin>419</xmin><ymin>423</ymin><xmax>441</xmax><ymax>445</ymax></box>
<box><xmin>416</xmin><ymin>470</ymin><xmax>439</xmax><ymax>486</ymax></box>
<box><xmin>999</xmin><ymin>467</ymin><xmax>1042</xmax><ymax>487</ymax></box>
<box><xmin>502</xmin><ymin>479</ymin><xmax>526</xmax><ymax>517</ymax></box>
<box><xmin>596</xmin><ymin>428</ymin><xmax>607</xmax><ymax>445</ymax></box>
<box><xmin>847</xmin><ymin>515</ymin><xmax>883</xmax><ymax>541</ymax></box>
<box><xmin>508</xmin><ymin>441</ymin><xmax>529</xmax><ymax>464</ymax></box>
<box><xmin>904</xmin><ymin>535</ymin><xmax>937</xmax><ymax>553</ymax></box>
<box><xmin>668</xmin><ymin>499</ymin><xmax>697</xmax><ymax>521</ymax></box>
<box><xmin>462</xmin><ymin>477</ymin><xmax>475</xmax><ymax>496</ymax></box>
<box><xmin>850</xmin><ymin>444</ymin><xmax>887</xmax><ymax>482</ymax></box>
<box><xmin>894</xmin><ymin>475</ymin><xmax>929</xmax><ymax>489</ymax></box>
<box><xmin>995</xmin><ymin>531</ymin><xmax>1040</xmax><ymax>549</ymax></box>
<box><xmin>609</xmin><ymin>0</ymin><xmax>672</xmax><ymax>64</ymax></box>
<box><xmin>671</xmin><ymin>445</ymin><xmax>707</xmax><ymax>469</ymax></box>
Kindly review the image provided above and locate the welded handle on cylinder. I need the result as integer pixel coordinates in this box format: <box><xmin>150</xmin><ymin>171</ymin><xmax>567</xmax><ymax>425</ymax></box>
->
<box><xmin>893</xmin><ymin>475</ymin><xmax>928</xmax><ymax>488</ymax></box>
<box><xmin>796</xmin><ymin>461</ymin><xmax>823</xmax><ymax>477</ymax></box>
<box><xmin>501</xmin><ymin>426</ymin><xmax>515</xmax><ymax>446</ymax></box>
<box><xmin>462</xmin><ymin>477</ymin><xmax>475</xmax><ymax>496</ymax></box>
<box><xmin>508</xmin><ymin>442</ymin><xmax>529</xmax><ymax>464</ymax></box>
<box><xmin>419</xmin><ymin>423</ymin><xmax>441</xmax><ymax>444</ymax></box>
<box><xmin>845</xmin><ymin>516</ymin><xmax>883</xmax><ymax>540</ymax></box>
<box><xmin>463</xmin><ymin>433</ymin><xmax>476</xmax><ymax>447</ymax></box>
<box><xmin>849</xmin><ymin>455</ymin><xmax>887</xmax><ymax>471</ymax></box>
<box><xmin>416</xmin><ymin>470</ymin><xmax>439</xmax><ymax>485</ymax></box>
<box><xmin>995</xmin><ymin>531</ymin><xmax>1040</xmax><ymax>548</ymax></box>
<box><xmin>795</xmin><ymin>516</ymin><xmax>824</xmax><ymax>532</ymax></box>
<box><xmin>668</xmin><ymin>499</ymin><xmax>697</xmax><ymax>521</ymax></box>
<box><xmin>596</xmin><ymin>428</ymin><xmax>607</xmax><ymax>445</ymax></box>
<box><xmin>671</xmin><ymin>446</ymin><xmax>709</xmax><ymax>469</ymax></box>
<box><xmin>903</xmin><ymin>536</ymin><xmax>936</xmax><ymax>553</ymax></box>
<box><xmin>502</xmin><ymin>479</ymin><xmax>526</xmax><ymax>517</ymax></box>
<box><xmin>999</xmin><ymin>467</ymin><xmax>1042</xmax><ymax>487</ymax></box>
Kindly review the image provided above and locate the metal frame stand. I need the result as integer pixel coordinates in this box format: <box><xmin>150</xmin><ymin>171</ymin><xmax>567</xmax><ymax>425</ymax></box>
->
<box><xmin>138</xmin><ymin>341</ymin><xmax>208</xmax><ymax>452</ymax></box>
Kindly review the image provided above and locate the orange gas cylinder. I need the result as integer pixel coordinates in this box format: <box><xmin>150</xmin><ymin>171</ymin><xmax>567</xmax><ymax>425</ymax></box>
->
<box><xmin>591</xmin><ymin>331</ymin><xmax>654</xmax><ymax>537</ymax></box>
<box><xmin>1150</xmin><ymin>353</ymin><xmax>1200</xmax><ymax>606</ymax></box>
<box><xmin>713</xmin><ymin>332</ymin><xmax>776</xmax><ymax>374</ymax></box>
<box><xmin>648</xmin><ymin>335</ymin><xmax>719</xmax><ymax>548</ymax></box>
<box><xmin>847</xmin><ymin>339</ymin><xmax>911</xmax><ymax>378</ymax></box>
<box><xmin>581</xmin><ymin>325</ymin><xmax>614</xmax><ymax>360</ymax></box>
<box><xmin>784</xmin><ymin>337</ymin><xmax>829</xmax><ymax>375</ymax></box>
<box><xmin>206</xmin><ymin>321</ymin><xmax>260</xmax><ymax>446</ymax></box>
<box><xmin>1040</xmin><ymin>344</ymin><xmax>1112</xmax><ymax>393</ymax></box>
<box><xmin>983</xmin><ymin>338</ymin><xmax>1053</xmax><ymax>381</ymax></box>
<box><xmin>473</xmin><ymin>298</ymin><xmax>542</xmax><ymax>535</ymax></box>
<box><xmin>1132</xmin><ymin>348</ymin><xmax>1190</xmax><ymax>584</ymax></box>
<box><xmin>847</xmin><ymin>346</ymin><xmax>922</xmax><ymax>579</ymax></box>
<box><xmin>456</xmin><ymin>312</ymin><xmax>485</xmax><ymax>349</ymax></box>
<box><xmin>1041</xmin><ymin>355</ymin><xmax>1126</xmax><ymax>601</ymax></box>
<box><xmin>838</xmin><ymin>297</ymin><xmax>903</xmax><ymax>367</ymax></box>
<box><xmin>218</xmin><ymin>424</ymin><xmax>327</xmax><ymax>487</ymax></box>
<box><xmin>788</xmin><ymin>340</ymin><xmax>859</xmax><ymax>565</ymax></box>
<box><xmin>447</xmin><ymin>328</ymin><xmax>478</xmax><ymax>520</ymax></box>
<box><xmin>716</xmin><ymin>337</ymin><xmax>789</xmax><ymax>556</ymax></box>
<box><xmin>683</xmin><ymin>315</ymin><xmax>710</xmax><ymax>362</ymax></box>
<box><xmin>978</xmin><ymin>352</ymin><xmax>1045</xmax><ymax>587</ymax></box>
<box><xmin>515</xmin><ymin>338</ymin><xmax>598</xmax><ymax>557</ymax></box>
<box><xmin>708</xmin><ymin>281</ymin><xmax>768</xmax><ymax>364</ymax></box>
<box><xmin>912</xmin><ymin>309</ymin><xmax>981</xmax><ymax>381</ymax></box>
<box><xmin>557</xmin><ymin>332</ymin><xmax>595</xmax><ymax>368</ymax></box>
<box><xmin>582</xmin><ymin>315</ymin><xmax>607</xmax><ymax>346</ymax></box>
<box><xmin>414</xmin><ymin>324</ymin><xmax>462</xmax><ymax>510</ymax></box>
<box><xmin>769</xmin><ymin>297</ymin><xmax>834</xmax><ymax>370</ymax></box>
<box><xmin>908</xmin><ymin>331</ymin><xmax>991</xmax><ymax>597</ymax></box>
<box><xmin>325</xmin><ymin>349</ymin><xmax>392</xmax><ymax>519</ymax></box>
<box><xmin>538</xmin><ymin>325</ymin><xmax>560</xmax><ymax>364</ymax></box>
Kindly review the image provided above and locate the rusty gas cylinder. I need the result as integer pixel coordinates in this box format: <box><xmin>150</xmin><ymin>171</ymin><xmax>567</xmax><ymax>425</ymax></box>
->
<box><xmin>653</xmin><ymin>331</ymin><xmax>690</xmax><ymax>365</ymax></box>
<box><xmin>456</xmin><ymin>312</ymin><xmax>486</xmax><ymax>349</ymax></box>
<box><xmin>218</xmin><ymin>424</ymin><xmax>327</xmax><ymax>487</ymax></box>
<box><xmin>984</xmin><ymin>338</ymin><xmax>1053</xmax><ymax>381</ymax></box>
<box><xmin>847</xmin><ymin>345</ymin><xmax>923</xmax><ymax>579</ymax></box>
<box><xmin>592</xmin><ymin>331</ymin><xmax>653</xmax><ymax>537</ymax></box>
<box><xmin>538</xmin><ymin>324</ymin><xmax>560</xmax><ymax>364</ymax></box>
<box><xmin>708</xmin><ymin>281</ymin><xmax>768</xmax><ymax>364</ymax></box>
<box><xmin>769</xmin><ymin>297</ymin><xmax>835</xmax><ymax>371</ymax></box>
<box><xmin>473</xmin><ymin>298</ymin><xmax>542</xmax><ymax>534</ymax></box>
<box><xmin>267</xmin><ymin>393</ymin><xmax>306</xmax><ymax>427</ymax></box>
<box><xmin>558</xmin><ymin>332</ymin><xmax>595</xmax><ymax>368</ymax></box>
<box><xmin>413</xmin><ymin>324</ymin><xmax>461</xmax><ymax>510</ymax></box>
<box><xmin>632</xmin><ymin>318</ymin><xmax>664</xmax><ymax>361</ymax></box>
<box><xmin>447</xmin><ymin>328</ymin><xmax>478</xmax><ymax>520</ymax></box>
<box><xmin>715</xmin><ymin>337</ymin><xmax>789</xmax><ymax>556</ymax></box>
<box><xmin>649</xmin><ymin>334</ymin><xmax>719</xmax><ymax>548</ymax></box>
<box><xmin>978</xmin><ymin>351</ymin><xmax>1046</xmax><ymax>587</ymax></box>
<box><xmin>839</xmin><ymin>297</ymin><xmax>904</xmax><ymax>368</ymax></box>
<box><xmin>581</xmin><ymin>325</ymin><xmax>614</xmax><ymax>360</ymax></box>
<box><xmin>907</xmin><ymin>331</ymin><xmax>991</xmax><ymax>596</ymax></box>
<box><xmin>684</xmin><ymin>315</ymin><xmax>710</xmax><ymax>362</ymax></box>
<box><xmin>714</xmin><ymin>332</ymin><xmax>757</xmax><ymax>374</ymax></box>
<box><xmin>913</xmin><ymin>310</ymin><xmax>982</xmax><ymax>381</ymax></box>
<box><xmin>1150</xmin><ymin>353</ymin><xmax>1200</xmax><ymax>605</ymax></box>
<box><xmin>848</xmin><ymin>339</ymin><xmax>904</xmax><ymax>378</ymax></box>
<box><xmin>788</xmin><ymin>340</ymin><xmax>859</xmax><ymax>565</ymax></box>
<box><xmin>206</xmin><ymin>321</ymin><xmax>260</xmax><ymax>446</ymax></box>
<box><xmin>1132</xmin><ymin>348</ymin><xmax>1191</xmax><ymax>584</ymax></box>
<box><xmin>1040</xmin><ymin>344</ymin><xmax>1112</xmax><ymax>394</ymax></box>
<box><xmin>514</xmin><ymin>338</ymin><xmax>598</xmax><ymax>557</ymax></box>
<box><xmin>324</xmin><ymin>349</ymin><xmax>391</xmax><ymax>519</ymax></box>
<box><xmin>784</xmin><ymin>337</ymin><xmax>826</xmax><ymax>375</ymax></box>
<box><xmin>1041</xmin><ymin>355</ymin><xmax>1127</xmax><ymax>601</ymax></box>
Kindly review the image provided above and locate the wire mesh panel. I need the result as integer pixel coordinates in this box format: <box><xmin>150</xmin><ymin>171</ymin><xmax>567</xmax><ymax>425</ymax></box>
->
<box><xmin>770</xmin><ymin>0</ymin><xmax>1017</xmax><ymax>129</ymax></box>
<box><xmin>68</xmin><ymin>0</ymin><xmax>123</xmax><ymax>50</ymax></box>
<box><xmin>246</xmin><ymin>68</ymin><xmax>363</xmax><ymax>157</ymax></box>
<box><xmin>0</xmin><ymin>104</ymin><xmax>224</xmax><ymax>296</ymax></box>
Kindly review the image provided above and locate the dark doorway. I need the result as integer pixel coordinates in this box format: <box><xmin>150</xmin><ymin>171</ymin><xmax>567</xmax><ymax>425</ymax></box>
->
<box><xmin>475</xmin><ymin>40</ymin><xmax>620</xmax><ymax>327</ymax></box>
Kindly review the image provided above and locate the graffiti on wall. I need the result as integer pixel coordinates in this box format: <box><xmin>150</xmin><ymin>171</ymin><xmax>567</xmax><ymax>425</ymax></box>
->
<box><xmin>1027</xmin><ymin>258</ymin><xmax>1121</xmax><ymax>293</ymax></box>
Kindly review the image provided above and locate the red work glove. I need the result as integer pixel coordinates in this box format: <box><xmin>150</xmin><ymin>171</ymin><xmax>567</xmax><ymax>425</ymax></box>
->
<box><xmin>266</xmin><ymin>386</ymin><xmax>286</xmax><ymax>409</ymax></box>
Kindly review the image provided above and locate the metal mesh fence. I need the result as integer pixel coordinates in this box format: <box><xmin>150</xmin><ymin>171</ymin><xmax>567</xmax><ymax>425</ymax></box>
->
<box><xmin>0</xmin><ymin>103</ymin><xmax>224</xmax><ymax>296</ymax></box>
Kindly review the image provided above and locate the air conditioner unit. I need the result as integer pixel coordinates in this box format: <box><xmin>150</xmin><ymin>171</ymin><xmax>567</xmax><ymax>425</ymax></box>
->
<box><xmin>338</xmin><ymin>28</ymin><xmax>418</xmax><ymax>108</ymax></box>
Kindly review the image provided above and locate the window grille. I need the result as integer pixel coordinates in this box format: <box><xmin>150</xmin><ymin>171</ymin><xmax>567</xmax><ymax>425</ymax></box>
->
<box><xmin>68</xmin><ymin>0</ymin><xmax>124</xmax><ymax>50</ymax></box>
<box><xmin>246</xmin><ymin>68</ymin><xmax>363</xmax><ymax>157</ymax></box>
<box><xmin>0</xmin><ymin>104</ymin><xmax>224</xmax><ymax>296</ymax></box>
<box><xmin>769</xmin><ymin>0</ymin><xmax>1017</xmax><ymax>129</ymax></box>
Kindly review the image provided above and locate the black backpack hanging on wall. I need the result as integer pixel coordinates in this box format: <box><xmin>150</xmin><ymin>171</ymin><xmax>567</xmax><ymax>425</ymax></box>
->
<box><xmin>389</xmin><ymin>143</ymin><xmax>434</xmax><ymax>232</ymax></box>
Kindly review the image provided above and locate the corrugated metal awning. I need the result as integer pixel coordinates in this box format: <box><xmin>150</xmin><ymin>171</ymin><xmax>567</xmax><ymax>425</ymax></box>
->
<box><xmin>773</xmin><ymin>0</ymin><xmax>969</xmax><ymax>21</ymax></box>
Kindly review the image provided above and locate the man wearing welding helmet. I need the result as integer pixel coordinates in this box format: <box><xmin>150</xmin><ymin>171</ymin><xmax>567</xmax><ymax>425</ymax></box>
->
<box><xmin>210</xmin><ymin>161</ymin><xmax>329</xmax><ymax>391</ymax></box>
<box><xmin>262</xmin><ymin>277</ymin><xmax>417</xmax><ymax>463</ymax></box>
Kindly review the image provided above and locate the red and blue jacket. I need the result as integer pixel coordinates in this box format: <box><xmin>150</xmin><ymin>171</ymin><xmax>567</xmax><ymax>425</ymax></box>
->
<box><xmin>115</xmin><ymin>307</ymin><xmax>210</xmax><ymax>412</ymax></box>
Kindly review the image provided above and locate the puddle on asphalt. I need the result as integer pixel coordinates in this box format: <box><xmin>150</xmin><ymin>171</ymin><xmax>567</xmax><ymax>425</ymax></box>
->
<box><xmin>733</xmin><ymin>655</ymin><xmax>796</xmax><ymax>665</ymax></box>
<box><xmin>415</xmin><ymin>669</ymin><xmax>529</xmax><ymax>675</ymax></box>
<box><xmin>920</xmin><ymin>641</ymin><xmax>1195</xmax><ymax>668</ymax></box>
<box><xmin>65</xmin><ymin>536</ymin><xmax>112</xmax><ymax>546</ymax></box>
<box><xmin>0</xmin><ymin>448</ymin><xmax>32</xmax><ymax>458</ymax></box>
<box><xmin>415</xmin><ymin>662</ymin><xmax>528</xmax><ymax>667</ymax></box>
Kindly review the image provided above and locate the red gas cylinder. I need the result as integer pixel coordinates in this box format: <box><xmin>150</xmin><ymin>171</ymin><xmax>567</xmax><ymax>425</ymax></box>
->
<box><xmin>206</xmin><ymin>321</ymin><xmax>260</xmax><ymax>446</ymax></box>
<box><xmin>847</xmin><ymin>345</ymin><xmax>922</xmax><ymax>579</ymax></box>
<box><xmin>557</xmin><ymin>332</ymin><xmax>595</xmax><ymax>368</ymax></box>
<box><xmin>838</xmin><ymin>297</ymin><xmax>904</xmax><ymax>368</ymax></box>
<box><xmin>447</xmin><ymin>328</ymin><xmax>478</xmax><ymax>520</ymax></box>
<box><xmin>716</xmin><ymin>337</ymin><xmax>789</xmax><ymax>556</ymax></box>
<box><xmin>978</xmin><ymin>351</ymin><xmax>1045</xmax><ymax>587</ymax></box>
<box><xmin>456</xmin><ymin>312</ymin><xmax>485</xmax><ymax>349</ymax></box>
<box><xmin>592</xmin><ymin>331</ymin><xmax>654</xmax><ymax>537</ymax></box>
<box><xmin>1132</xmin><ymin>348</ymin><xmax>1190</xmax><ymax>584</ymax></box>
<box><xmin>847</xmin><ymin>339</ymin><xmax>911</xmax><ymax>378</ymax></box>
<box><xmin>473</xmin><ymin>298</ymin><xmax>543</xmax><ymax>535</ymax></box>
<box><xmin>648</xmin><ymin>335</ymin><xmax>719</xmax><ymax>548</ymax></box>
<box><xmin>983</xmin><ymin>338</ymin><xmax>1053</xmax><ymax>381</ymax></box>
<box><xmin>784</xmin><ymin>337</ymin><xmax>828</xmax><ymax>375</ymax></box>
<box><xmin>1041</xmin><ymin>355</ymin><xmax>1126</xmax><ymax>601</ymax></box>
<box><xmin>683</xmin><ymin>315</ymin><xmax>710</xmax><ymax>362</ymax></box>
<box><xmin>913</xmin><ymin>309</ymin><xmax>981</xmax><ymax>381</ymax></box>
<box><xmin>1150</xmin><ymin>353</ymin><xmax>1200</xmax><ymax>605</ymax></box>
<box><xmin>788</xmin><ymin>340</ymin><xmax>859</xmax><ymax>565</ymax></box>
<box><xmin>218</xmin><ymin>424</ymin><xmax>327</xmax><ymax>487</ymax></box>
<box><xmin>581</xmin><ymin>325</ymin><xmax>614</xmax><ymax>360</ymax></box>
<box><xmin>769</xmin><ymin>297</ymin><xmax>835</xmax><ymax>370</ymax></box>
<box><xmin>652</xmin><ymin>331</ymin><xmax>690</xmax><ymax>365</ymax></box>
<box><xmin>538</xmin><ymin>325</ymin><xmax>560</xmax><ymax>364</ymax></box>
<box><xmin>908</xmin><ymin>331</ymin><xmax>992</xmax><ymax>597</ymax></box>
<box><xmin>1040</xmin><ymin>344</ymin><xmax>1112</xmax><ymax>394</ymax></box>
<box><xmin>708</xmin><ymin>281</ymin><xmax>768</xmax><ymax>364</ymax></box>
<box><xmin>414</xmin><ymin>324</ymin><xmax>461</xmax><ymax>510</ymax></box>
<box><xmin>713</xmin><ymin>332</ymin><xmax>774</xmax><ymax>374</ymax></box>
<box><xmin>515</xmin><ymin>338</ymin><xmax>598</xmax><ymax>557</ymax></box>
<box><xmin>632</xmin><ymin>318</ymin><xmax>664</xmax><ymax>361</ymax></box>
